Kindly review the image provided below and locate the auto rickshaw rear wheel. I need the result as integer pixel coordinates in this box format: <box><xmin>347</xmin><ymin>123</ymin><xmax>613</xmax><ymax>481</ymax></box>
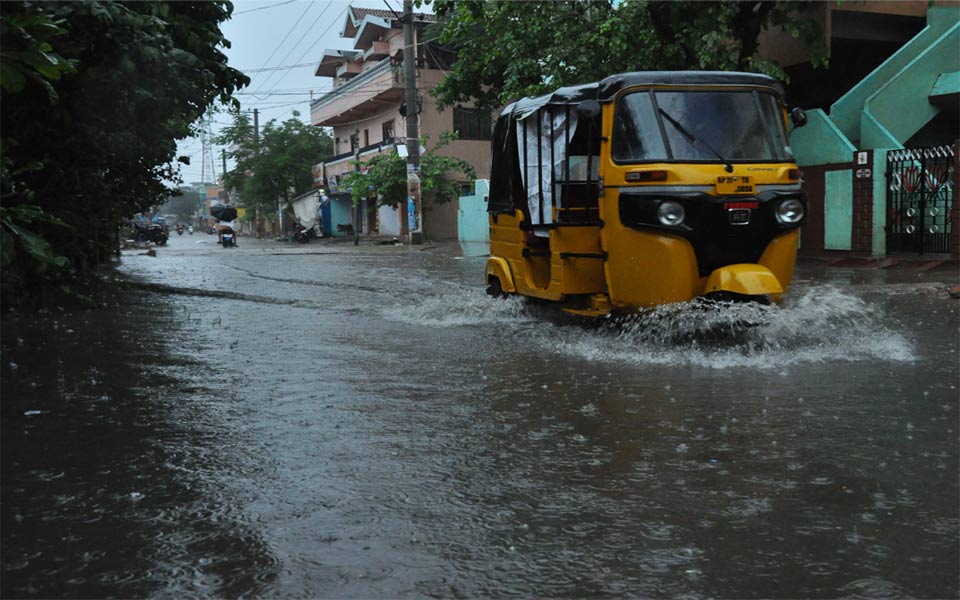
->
<box><xmin>486</xmin><ymin>276</ymin><xmax>506</xmax><ymax>298</ymax></box>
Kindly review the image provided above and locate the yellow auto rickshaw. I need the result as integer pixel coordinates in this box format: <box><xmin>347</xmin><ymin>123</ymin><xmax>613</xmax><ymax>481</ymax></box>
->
<box><xmin>485</xmin><ymin>71</ymin><xmax>808</xmax><ymax>316</ymax></box>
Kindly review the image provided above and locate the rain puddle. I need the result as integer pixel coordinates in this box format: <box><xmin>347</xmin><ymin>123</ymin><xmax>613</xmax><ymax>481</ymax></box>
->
<box><xmin>387</xmin><ymin>284</ymin><xmax>915</xmax><ymax>369</ymax></box>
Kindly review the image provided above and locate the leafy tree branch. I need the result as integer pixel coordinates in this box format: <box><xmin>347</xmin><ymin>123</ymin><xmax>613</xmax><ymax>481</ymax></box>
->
<box><xmin>340</xmin><ymin>132</ymin><xmax>476</xmax><ymax>209</ymax></box>
<box><xmin>1</xmin><ymin>1</ymin><xmax>249</xmax><ymax>309</ymax></box>
<box><xmin>427</xmin><ymin>0</ymin><xmax>826</xmax><ymax>113</ymax></box>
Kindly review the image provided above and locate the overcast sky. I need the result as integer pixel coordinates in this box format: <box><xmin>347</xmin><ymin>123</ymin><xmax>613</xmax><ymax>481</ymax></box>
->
<box><xmin>177</xmin><ymin>0</ymin><xmax>391</xmax><ymax>185</ymax></box>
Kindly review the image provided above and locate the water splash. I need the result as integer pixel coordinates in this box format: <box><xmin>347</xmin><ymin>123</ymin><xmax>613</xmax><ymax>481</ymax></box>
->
<box><xmin>553</xmin><ymin>285</ymin><xmax>915</xmax><ymax>369</ymax></box>
<box><xmin>383</xmin><ymin>287</ymin><xmax>536</xmax><ymax>327</ymax></box>
<box><xmin>388</xmin><ymin>283</ymin><xmax>914</xmax><ymax>369</ymax></box>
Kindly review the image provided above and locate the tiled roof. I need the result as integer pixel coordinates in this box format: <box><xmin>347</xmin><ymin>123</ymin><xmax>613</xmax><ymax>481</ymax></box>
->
<box><xmin>349</xmin><ymin>5</ymin><xmax>434</xmax><ymax>22</ymax></box>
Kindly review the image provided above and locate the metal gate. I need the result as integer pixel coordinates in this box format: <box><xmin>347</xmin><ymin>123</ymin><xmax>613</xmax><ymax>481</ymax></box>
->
<box><xmin>886</xmin><ymin>145</ymin><xmax>955</xmax><ymax>254</ymax></box>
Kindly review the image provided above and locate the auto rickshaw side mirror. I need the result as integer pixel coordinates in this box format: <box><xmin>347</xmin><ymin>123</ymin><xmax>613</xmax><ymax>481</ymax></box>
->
<box><xmin>577</xmin><ymin>99</ymin><xmax>601</xmax><ymax>119</ymax></box>
<box><xmin>790</xmin><ymin>107</ymin><xmax>808</xmax><ymax>128</ymax></box>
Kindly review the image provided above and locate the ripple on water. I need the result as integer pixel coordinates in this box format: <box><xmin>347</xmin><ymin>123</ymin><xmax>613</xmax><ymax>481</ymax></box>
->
<box><xmin>638</xmin><ymin>521</ymin><xmax>677</xmax><ymax>541</ymax></box>
<box><xmin>637</xmin><ymin>546</ymin><xmax>705</xmax><ymax>574</ymax></box>
<box><xmin>839</xmin><ymin>578</ymin><xmax>911</xmax><ymax>599</ymax></box>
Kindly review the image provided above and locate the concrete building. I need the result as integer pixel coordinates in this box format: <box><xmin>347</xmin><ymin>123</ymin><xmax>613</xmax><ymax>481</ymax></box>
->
<box><xmin>310</xmin><ymin>6</ymin><xmax>490</xmax><ymax>240</ymax></box>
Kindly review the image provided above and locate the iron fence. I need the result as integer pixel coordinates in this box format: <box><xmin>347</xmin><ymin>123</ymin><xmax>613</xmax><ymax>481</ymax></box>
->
<box><xmin>886</xmin><ymin>144</ymin><xmax>955</xmax><ymax>254</ymax></box>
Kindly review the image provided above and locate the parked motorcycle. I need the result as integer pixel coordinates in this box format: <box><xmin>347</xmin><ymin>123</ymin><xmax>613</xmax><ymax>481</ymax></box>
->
<box><xmin>133</xmin><ymin>222</ymin><xmax>169</xmax><ymax>246</ymax></box>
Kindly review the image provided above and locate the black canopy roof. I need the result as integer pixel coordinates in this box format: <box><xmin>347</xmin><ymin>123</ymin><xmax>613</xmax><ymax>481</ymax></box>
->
<box><xmin>498</xmin><ymin>71</ymin><xmax>785</xmax><ymax>119</ymax></box>
<box><xmin>598</xmin><ymin>70</ymin><xmax>784</xmax><ymax>100</ymax></box>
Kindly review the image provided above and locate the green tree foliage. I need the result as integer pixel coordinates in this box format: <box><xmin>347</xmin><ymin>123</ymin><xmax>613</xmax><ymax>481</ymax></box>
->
<box><xmin>428</xmin><ymin>0</ymin><xmax>827</xmax><ymax>113</ymax></box>
<box><xmin>340</xmin><ymin>133</ymin><xmax>476</xmax><ymax>208</ymax></box>
<box><xmin>216</xmin><ymin>111</ymin><xmax>333</xmax><ymax>219</ymax></box>
<box><xmin>0</xmin><ymin>1</ymin><xmax>248</xmax><ymax>309</ymax></box>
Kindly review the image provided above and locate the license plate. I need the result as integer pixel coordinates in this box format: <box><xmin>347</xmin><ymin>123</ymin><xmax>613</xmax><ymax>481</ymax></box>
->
<box><xmin>716</xmin><ymin>175</ymin><xmax>755</xmax><ymax>195</ymax></box>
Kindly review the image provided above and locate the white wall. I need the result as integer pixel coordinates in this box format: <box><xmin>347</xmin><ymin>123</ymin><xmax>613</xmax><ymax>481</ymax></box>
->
<box><xmin>379</xmin><ymin>204</ymin><xmax>400</xmax><ymax>236</ymax></box>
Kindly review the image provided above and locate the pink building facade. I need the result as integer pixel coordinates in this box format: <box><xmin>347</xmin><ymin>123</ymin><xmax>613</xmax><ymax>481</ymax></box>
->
<box><xmin>310</xmin><ymin>6</ymin><xmax>491</xmax><ymax>239</ymax></box>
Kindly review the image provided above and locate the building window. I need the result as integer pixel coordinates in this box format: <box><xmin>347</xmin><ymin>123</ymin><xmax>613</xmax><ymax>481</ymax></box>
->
<box><xmin>363</xmin><ymin>129</ymin><xmax>369</xmax><ymax>147</ymax></box>
<box><xmin>453</xmin><ymin>107</ymin><xmax>491</xmax><ymax>140</ymax></box>
<box><xmin>382</xmin><ymin>120</ymin><xmax>395</xmax><ymax>142</ymax></box>
<box><xmin>335</xmin><ymin>137</ymin><xmax>340</xmax><ymax>152</ymax></box>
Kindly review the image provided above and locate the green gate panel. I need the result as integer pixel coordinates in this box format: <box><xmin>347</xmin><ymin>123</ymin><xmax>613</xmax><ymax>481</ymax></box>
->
<box><xmin>825</xmin><ymin>170</ymin><xmax>853</xmax><ymax>250</ymax></box>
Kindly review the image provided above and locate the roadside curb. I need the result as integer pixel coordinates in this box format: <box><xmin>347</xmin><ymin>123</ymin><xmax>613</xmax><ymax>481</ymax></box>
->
<box><xmin>799</xmin><ymin>255</ymin><xmax>959</xmax><ymax>272</ymax></box>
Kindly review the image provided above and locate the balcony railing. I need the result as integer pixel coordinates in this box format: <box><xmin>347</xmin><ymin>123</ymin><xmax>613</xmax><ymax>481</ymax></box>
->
<box><xmin>311</xmin><ymin>60</ymin><xmax>396</xmax><ymax>113</ymax></box>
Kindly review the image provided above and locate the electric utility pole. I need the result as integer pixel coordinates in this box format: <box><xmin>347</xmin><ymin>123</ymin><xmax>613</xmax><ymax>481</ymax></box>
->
<box><xmin>253</xmin><ymin>108</ymin><xmax>262</xmax><ymax>236</ymax></box>
<box><xmin>221</xmin><ymin>148</ymin><xmax>231</xmax><ymax>205</ymax></box>
<box><xmin>403</xmin><ymin>0</ymin><xmax>422</xmax><ymax>244</ymax></box>
<box><xmin>353</xmin><ymin>129</ymin><xmax>360</xmax><ymax>246</ymax></box>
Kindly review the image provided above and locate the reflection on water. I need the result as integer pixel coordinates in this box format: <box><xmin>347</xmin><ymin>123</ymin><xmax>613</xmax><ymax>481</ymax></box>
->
<box><xmin>3</xmin><ymin>243</ymin><xmax>958</xmax><ymax>598</ymax></box>
<box><xmin>1</xmin><ymin>293</ymin><xmax>280</xmax><ymax>598</ymax></box>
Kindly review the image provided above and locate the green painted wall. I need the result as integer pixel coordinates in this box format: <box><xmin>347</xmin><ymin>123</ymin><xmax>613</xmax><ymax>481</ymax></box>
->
<box><xmin>825</xmin><ymin>170</ymin><xmax>853</xmax><ymax>250</ymax></box>
<box><xmin>931</xmin><ymin>70</ymin><xmax>960</xmax><ymax>98</ymax></box>
<box><xmin>458</xmin><ymin>179</ymin><xmax>490</xmax><ymax>243</ymax></box>
<box><xmin>830</xmin><ymin>6</ymin><xmax>960</xmax><ymax>146</ymax></box>
<box><xmin>861</xmin><ymin>23</ymin><xmax>960</xmax><ymax>150</ymax></box>
<box><xmin>790</xmin><ymin>109</ymin><xmax>856</xmax><ymax>167</ymax></box>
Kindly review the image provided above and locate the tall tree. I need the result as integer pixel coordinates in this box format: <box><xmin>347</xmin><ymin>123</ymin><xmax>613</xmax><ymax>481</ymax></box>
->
<box><xmin>428</xmin><ymin>0</ymin><xmax>827</xmax><ymax>113</ymax></box>
<box><xmin>1</xmin><ymin>1</ymin><xmax>249</xmax><ymax>309</ymax></box>
<box><xmin>216</xmin><ymin>111</ymin><xmax>333</xmax><ymax>221</ymax></box>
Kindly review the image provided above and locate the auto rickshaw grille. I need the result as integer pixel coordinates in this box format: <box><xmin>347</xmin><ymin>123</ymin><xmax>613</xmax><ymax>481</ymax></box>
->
<box><xmin>618</xmin><ymin>191</ymin><xmax>802</xmax><ymax>277</ymax></box>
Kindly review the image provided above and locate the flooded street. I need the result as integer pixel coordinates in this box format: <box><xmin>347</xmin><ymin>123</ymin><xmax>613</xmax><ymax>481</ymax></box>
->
<box><xmin>2</xmin><ymin>233</ymin><xmax>958</xmax><ymax>598</ymax></box>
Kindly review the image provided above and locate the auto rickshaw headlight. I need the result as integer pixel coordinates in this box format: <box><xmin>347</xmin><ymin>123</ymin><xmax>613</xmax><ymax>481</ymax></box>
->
<box><xmin>776</xmin><ymin>199</ymin><xmax>805</xmax><ymax>224</ymax></box>
<box><xmin>657</xmin><ymin>201</ymin><xmax>685</xmax><ymax>226</ymax></box>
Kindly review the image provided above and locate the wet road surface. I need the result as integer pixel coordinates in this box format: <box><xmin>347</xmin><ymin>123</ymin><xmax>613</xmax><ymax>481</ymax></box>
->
<box><xmin>2</xmin><ymin>233</ymin><xmax>958</xmax><ymax>598</ymax></box>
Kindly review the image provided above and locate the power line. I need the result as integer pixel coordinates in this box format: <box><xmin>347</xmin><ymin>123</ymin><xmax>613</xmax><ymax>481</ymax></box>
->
<box><xmin>237</xmin><ymin>31</ymin><xmax>440</xmax><ymax>74</ymax></box>
<box><xmin>254</xmin><ymin>1</ymin><xmax>334</xmax><ymax>98</ymax></box>
<box><xmin>248</xmin><ymin>0</ymin><xmax>317</xmax><ymax>92</ymax></box>
<box><xmin>233</xmin><ymin>0</ymin><xmax>298</xmax><ymax>16</ymax></box>
<box><xmin>257</xmin><ymin>5</ymin><xmax>348</xmax><ymax>97</ymax></box>
<box><xmin>382</xmin><ymin>0</ymin><xmax>402</xmax><ymax>20</ymax></box>
<box><xmin>241</xmin><ymin>61</ymin><xmax>318</xmax><ymax>73</ymax></box>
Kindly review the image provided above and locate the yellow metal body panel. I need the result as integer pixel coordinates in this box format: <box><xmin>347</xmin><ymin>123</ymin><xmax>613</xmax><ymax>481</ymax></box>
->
<box><xmin>704</xmin><ymin>264</ymin><xmax>783</xmax><ymax>295</ymax></box>
<box><xmin>488</xmin><ymin>211</ymin><xmax>606</xmax><ymax>302</ymax></box>
<box><xmin>484</xmin><ymin>256</ymin><xmax>516</xmax><ymax>293</ymax></box>
<box><xmin>757</xmin><ymin>229</ymin><xmax>800</xmax><ymax>292</ymax></box>
<box><xmin>600</xmin><ymin>219</ymin><xmax>702</xmax><ymax>307</ymax></box>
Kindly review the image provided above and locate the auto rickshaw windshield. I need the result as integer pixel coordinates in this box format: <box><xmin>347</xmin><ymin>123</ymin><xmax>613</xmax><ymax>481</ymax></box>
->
<box><xmin>612</xmin><ymin>90</ymin><xmax>793</xmax><ymax>163</ymax></box>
